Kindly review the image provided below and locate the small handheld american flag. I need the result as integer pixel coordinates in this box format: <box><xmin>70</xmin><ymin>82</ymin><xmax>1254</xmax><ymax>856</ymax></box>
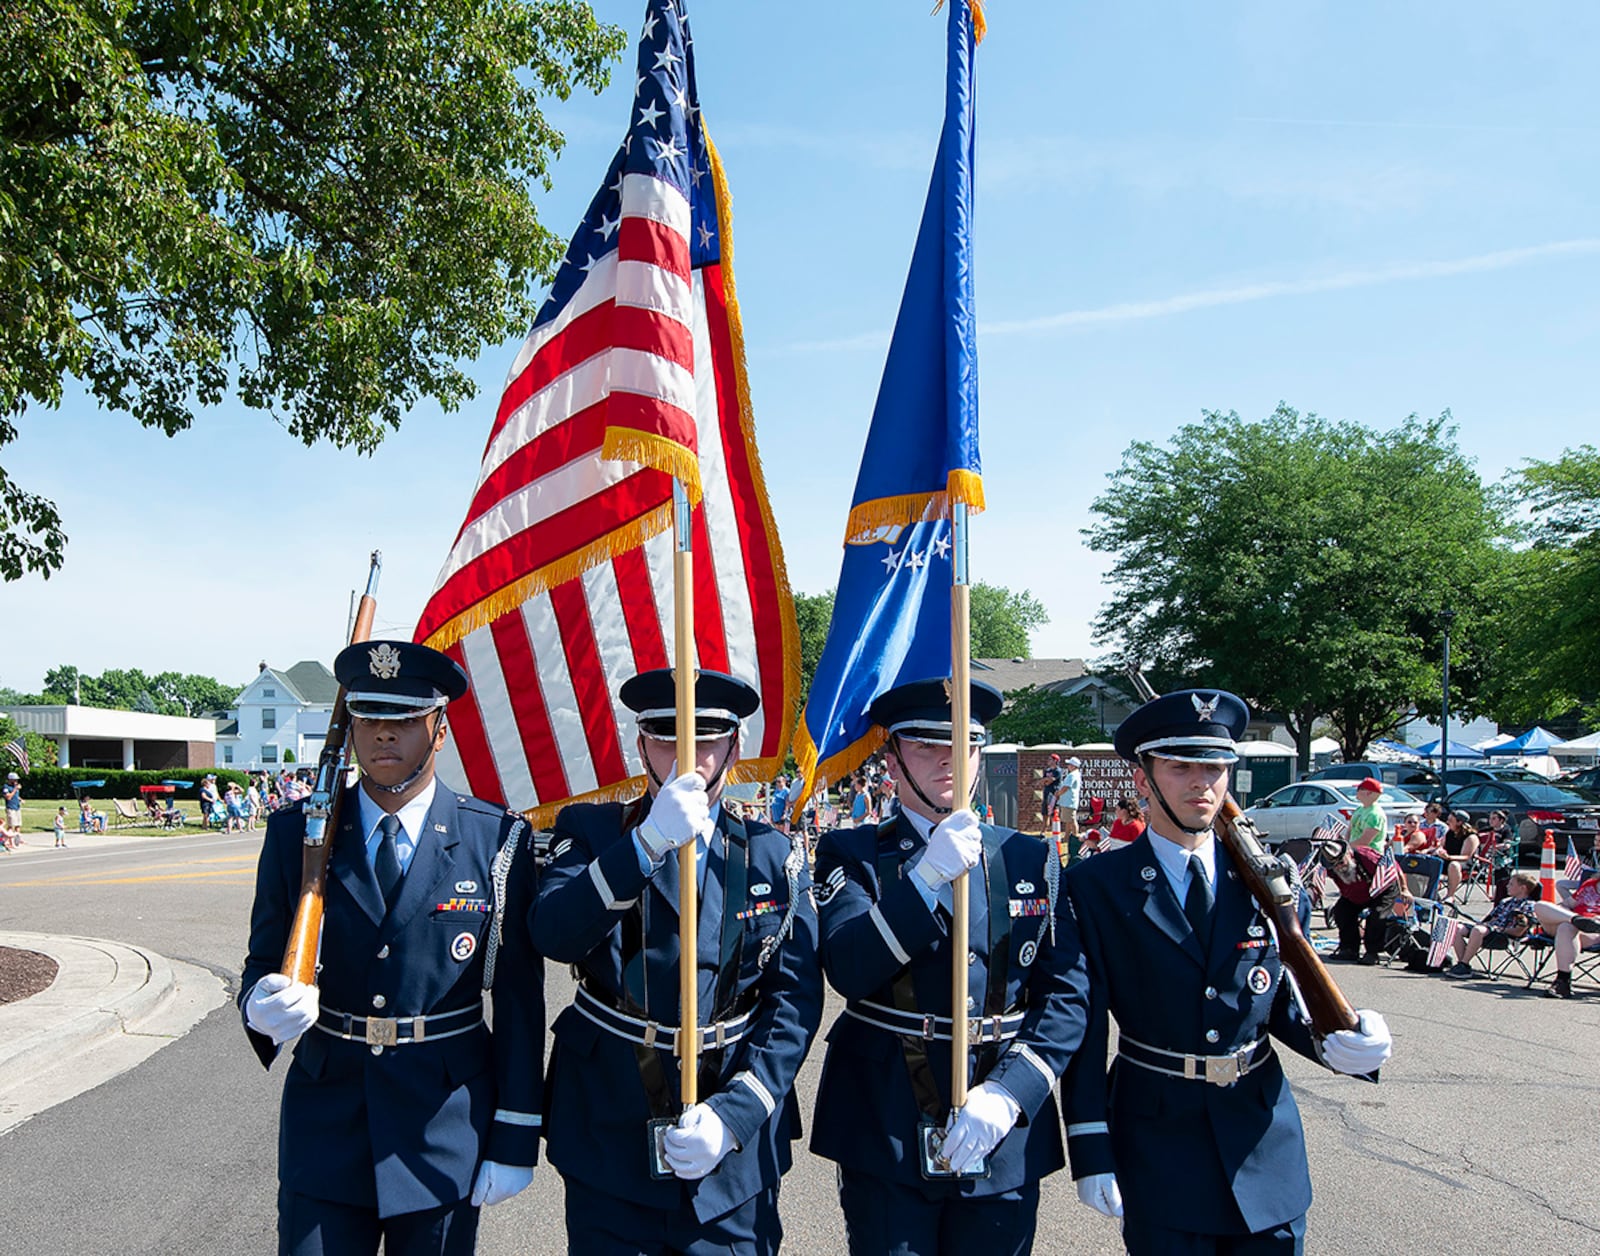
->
<box><xmin>2</xmin><ymin>738</ymin><xmax>28</xmax><ymax>776</ymax></box>
<box><xmin>1370</xmin><ymin>845</ymin><xmax>1401</xmax><ymax>895</ymax></box>
<box><xmin>1311</xmin><ymin>813</ymin><xmax>1350</xmax><ymax>846</ymax></box>
<box><xmin>1565</xmin><ymin>837</ymin><xmax>1585</xmax><ymax>883</ymax></box>
<box><xmin>1426</xmin><ymin>913</ymin><xmax>1463</xmax><ymax>969</ymax></box>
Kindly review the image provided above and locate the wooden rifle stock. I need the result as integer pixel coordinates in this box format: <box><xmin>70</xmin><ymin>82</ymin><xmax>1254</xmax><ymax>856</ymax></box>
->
<box><xmin>279</xmin><ymin>552</ymin><xmax>382</xmax><ymax>986</ymax></box>
<box><xmin>1214</xmin><ymin>796</ymin><xmax>1359</xmax><ymax>1036</ymax></box>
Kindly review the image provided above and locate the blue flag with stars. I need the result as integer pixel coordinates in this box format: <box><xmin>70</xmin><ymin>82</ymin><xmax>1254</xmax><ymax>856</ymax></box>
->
<box><xmin>792</xmin><ymin>1</ymin><xmax>985</xmax><ymax>809</ymax></box>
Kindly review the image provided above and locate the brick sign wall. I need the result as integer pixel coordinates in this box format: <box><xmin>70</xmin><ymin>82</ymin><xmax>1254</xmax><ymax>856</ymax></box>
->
<box><xmin>1015</xmin><ymin>748</ymin><xmax>1138</xmax><ymax>828</ymax></box>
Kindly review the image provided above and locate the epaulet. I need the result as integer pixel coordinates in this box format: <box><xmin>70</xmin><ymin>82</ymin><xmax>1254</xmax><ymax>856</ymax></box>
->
<box><xmin>452</xmin><ymin>793</ymin><xmax>503</xmax><ymax>816</ymax></box>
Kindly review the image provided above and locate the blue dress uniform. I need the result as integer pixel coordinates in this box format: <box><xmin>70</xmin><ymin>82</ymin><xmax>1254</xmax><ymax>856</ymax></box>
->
<box><xmin>1061</xmin><ymin>689</ymin><xmax>1390</xmax><ymax>1255</ymax></box>
<box><xmin>531</xmin><ymin>670</ymin><xmax>823</xmax><ymax>1254</ymax></box>
<box><xmin>239</xmin><ymin>642</ymin><xmax>544</xmax><ymax>1256</ymax></box>
<box><xmin>809</xmin><ymin>678</ymin><xmax>1091</xmax><ymax>1255</ymax></box>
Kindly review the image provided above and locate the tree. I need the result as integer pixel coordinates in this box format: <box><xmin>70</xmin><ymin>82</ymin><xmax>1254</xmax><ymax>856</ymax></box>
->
<box><xmin>968</xmin><ymin>582</ymin><xmax>1049</xmax><ymax>658</ymax></box>
<box><xmin>38</xmin><ymin>664</ymin><xmax>241</xmax><ymax>715</ymax></box>
<box><xmin>988</xmin><ymin>685</ymin><xmax>1101</xmax><ymax>747</ymax></box>
<box><xmin>793</xmin><ymin>590</ymin><xmax>836</xmax><ymax>699</ymax></box>
<box><xmin>1085</xmin><ymin>406</ymin><xmax>1505</xmax><ymax>769</ymax></box>
<box><xmin>1472</xmin><ymin>446</ymin><xmax>1600</xmax><ymax>725</ymax></box>
<box><xmin>1</xmin><ymin>0</ymin><xmax>626</xmax><ymax>578</ymax></box>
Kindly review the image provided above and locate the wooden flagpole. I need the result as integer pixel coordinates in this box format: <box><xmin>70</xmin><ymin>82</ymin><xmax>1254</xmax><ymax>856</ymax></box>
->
<box><xmin>672</xmin><ymin>478</ymin><xmax>699</xmax><ymax>1105</ymax></box>
<box><xmin>949</xmin><ymin>502</ymin><xmax>973</xmax><ymax>1111</ymax></box>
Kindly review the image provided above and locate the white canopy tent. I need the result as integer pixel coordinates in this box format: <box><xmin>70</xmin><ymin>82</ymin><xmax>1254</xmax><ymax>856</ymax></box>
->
<box><xmin>1552</xmin><ymin>731</ymin><xmax>1600</xmax><ymax>769</ymax></box>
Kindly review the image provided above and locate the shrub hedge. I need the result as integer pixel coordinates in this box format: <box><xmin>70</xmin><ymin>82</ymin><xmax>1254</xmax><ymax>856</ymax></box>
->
<box><xmin>15</xmin><ymin>766</ymin><xmax>254</xmax><ymax>798</ymax></box>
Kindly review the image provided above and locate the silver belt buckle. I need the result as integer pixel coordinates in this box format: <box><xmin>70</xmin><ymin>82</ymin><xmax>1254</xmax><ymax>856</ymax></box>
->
<box><xmin>1205</xmin><ymin>1053</ymin><xmax>1241</xmax><ymax>1086</ymax></box>
<box><xmin>366</xmin><ymin>1017</ymin><xmax>399</xmax><ymax>1048</ymax></box>
<box><xmin>922</xmin><ymin>1014</ymin><xmax>937</xmax><ymax>1040</ymax></box>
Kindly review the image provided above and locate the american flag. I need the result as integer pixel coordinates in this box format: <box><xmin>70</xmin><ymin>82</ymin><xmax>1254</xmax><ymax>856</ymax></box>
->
<box><xmin>1426</xmin><ymin>912</ymin><xmax>1463</xmax><ymax>969</ymax></box>
<box><xmin>1370</xmin><ymin>845</ymin><xmax>1401</xmax><ymax>895</ymax></box>
<box><xmin>1565</xmin><ymin>837</ymin><xmax>1585</xmax><ymax>883</ymax></box>
<box><xmin>1294</xmin><ymin>853</ymin><xmax>1329</xmax><ymax>908</ymax></box>
<box><xmin>414</xmin><ymin>0</ymin><xmax>798</xmax><ymax>823</ymax></box>
<box><xmin>1312</xmin><ymin>813</ymin><xmax>1350</xmax><ymax>845</ymax></box>
<box><xmin>2</xmin><ymin>738</ymin><xmax>27</xmax><ymax>775</ymax></box>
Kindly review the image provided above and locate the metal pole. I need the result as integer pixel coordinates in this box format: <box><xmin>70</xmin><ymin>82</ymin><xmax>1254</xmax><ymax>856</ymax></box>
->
<box><xmin>1440</xmin><ymin>610</ymin><xmax>1454</xmax><ymax>805</ymax></box>
<box><xmin>949</xmin><ymin>505</ymin><xmax>972</xmax><ymax>1112</ymax></box>
<box><xmin>672</xmin><ymin>479</ymin><xmax>699</xmax><ymax>1106</ymax></box>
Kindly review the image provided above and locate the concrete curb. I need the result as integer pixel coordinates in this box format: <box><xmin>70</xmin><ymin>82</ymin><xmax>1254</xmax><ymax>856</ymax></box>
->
<box><xmin>0</xmin><ymin>933</ymin><xmax>226</xmax><ymax>1135</ymax></box>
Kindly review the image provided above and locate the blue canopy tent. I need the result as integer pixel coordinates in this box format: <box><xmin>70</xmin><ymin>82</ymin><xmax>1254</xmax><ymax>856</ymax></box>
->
<box><xmin>1413</xmin><ymin>739</ymin><xmax>1484</xmax><ymax>761</ymax></box>
<box><xmin>1483</xmin><ymin>727</ymin><xmax>1561</xmax><ymax>756</ymax></box>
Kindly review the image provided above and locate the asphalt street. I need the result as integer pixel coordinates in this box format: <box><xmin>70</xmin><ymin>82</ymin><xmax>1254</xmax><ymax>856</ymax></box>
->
<box><xmin>1</xmin><ymin>830</ymin><xmax>1597</xmax><ymax>1254</ymax></box>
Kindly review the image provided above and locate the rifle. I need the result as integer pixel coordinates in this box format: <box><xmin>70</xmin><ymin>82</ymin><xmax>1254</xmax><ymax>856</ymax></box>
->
<box><xmin>279</xmin><ymin>552</ymin><xmax>382</xmax><ymax>986</ymax></box>
<box><xmin>1124</xmin><ymin>663</ymin><xmax>1359</xmax><ymax>1036</ymax></box>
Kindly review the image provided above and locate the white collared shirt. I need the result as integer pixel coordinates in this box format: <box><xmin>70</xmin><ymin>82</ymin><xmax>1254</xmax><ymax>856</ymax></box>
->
<box><xmin>1145</xmin><ymin>824</ymin><xmax>1216</xmax><ymax>905</ymax></box>
<box><xmin>358</xmin><ymin>779</ymin><xmax>438</xmax><ymax>878</ymax></box>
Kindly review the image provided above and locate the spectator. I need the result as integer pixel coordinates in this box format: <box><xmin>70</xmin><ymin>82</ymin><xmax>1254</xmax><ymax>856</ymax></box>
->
<box><xmin>199</xmin><ymin>773</ymin><xmax>224</xmax><ymax>825</ymax></box>
<box><xmin>768</xmin><ymin>773</ymin><xmax>790</xmax><ymax>832</ymax></box>
<box><xmin>1106</xmin><ymin>794</ymin><xmax>1147</xmax><ymax>849</ymax></box>
<box><xmin>0</xmin><ymin>813</ymin><xmax>21</xmax><ymax>851</ymax></box>
<box><xmin>1417</xmin><ymin>800</ymin><xmax>1445</xmax><ymax>848</ymax></box>
<box><xmin>1438</xmin><ymin>810</ymin><xmax>1480</xmax><ymax>901</ymax></box>
<box><xmin>53</xmin><ymin>805</ymin><xmax>68</xmax><ymax>849</ymax></box>
<box><xmin>1534</xmin><ymin>865</ymin><xmax>1600</xmax><ymax>999</ymax></box>
<box><xmin>3</xmin><ymin>771</ymin><xmax>21</xmax><ymax>831</ymax></box>
<box><xmin>245</xmin><ymin>778</ymin><xmax>263</xmax><ymax>831</ymax></box>
<box><xmin>1041</xmin><ymin>753</ymin><xmax>1063</xmax><ymax>823</ymax></box>
<box><xmin>1058</xmin><ymin>756</ymin><xmax>1083</xmax><ymax>839</ymax></box>
<box><xmin>1318</xmin><ymin>837</ymin><xmax>1408</xmax><ymax>964</ymax></box>
<box><xmin>78</xmin><ymin>795</ymin><xmax>106</xmax><ymax>834</ymax></box>
<box><xmin>848</xmin><ymin>774</ymin><xmax>872</xmax><ymax>827</ymax></box>
<box><xmin>1348</xmin><ymin>778</ymin><xmax>1388</xmax><ymax>853</ymax></box>
<box><xmin>162</xmin><ymin>797</ymin><xmax>184</xmax><ymax>828</ymax></box>
<box><xmin>875</xmin><ymin>774</ymin><xmax>898</xmax><ymax>821</ymax></box>
<box><xmin>225</xmin><ymin>783</ymin><xmax>249</xmax><ymax>832</ymax></box>
<box><xmin>1398</xmin><ymin>814</ymin><xmax>1428</xmax><ymax>852</ymax></box>
<box><xmin>1444</xmin><ymin>871</ymin><xmax>1540</xmax><ymax>977</ymax></box>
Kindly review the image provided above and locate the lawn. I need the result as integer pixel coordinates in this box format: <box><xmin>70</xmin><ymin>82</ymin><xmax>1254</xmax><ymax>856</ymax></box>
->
<box><xmin>10</xmin><ymin>796</ymin><xmax>222</xmax><ymax>841</ymax></box>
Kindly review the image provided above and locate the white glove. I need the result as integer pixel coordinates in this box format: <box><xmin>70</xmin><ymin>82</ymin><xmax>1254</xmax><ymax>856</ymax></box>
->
<box><xmin>244</xmin><ymin>973</ymin><xmax>319</xmax><ymax>1045</ymax></box>
<box><xmin>1320</xmin><ymin>1008</ymin><xmax>1392</xmax><ymax>1075</ymax></box>
<box><xmin>637</xmin><ymin>771</ymin><xmax>712</xmax><ymax>864</ymax></box>
<box><xmin>940</xmin><ymin>1081</ymin><xmax>1020</xmax><ymax>1174</ymax></box>
<box><xmin>1076</xmin><ymin>1172</ymin><xmax>1124</xmax><ymax>1218</ymax></box>
<box><xmin>661</xmin><ymin>1102</ymin><xmax>737</xmax><ymax>1180</ymax></box>
<box><xmin>470</xmin><ymin>1160</ymin><xmax>534</xmax><ymax>1207</ymax></box>
<box><xmin>911</xmin><ymin>810</ymin><xmax>983</xmax><ymax>893</ymax></box>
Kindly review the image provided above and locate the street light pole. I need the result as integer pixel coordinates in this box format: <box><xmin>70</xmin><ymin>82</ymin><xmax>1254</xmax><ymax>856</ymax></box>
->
<box><xmin>1439</xmin><ymin>609</ymin><xmax>1457</xmax><ymax>804</ymax></box>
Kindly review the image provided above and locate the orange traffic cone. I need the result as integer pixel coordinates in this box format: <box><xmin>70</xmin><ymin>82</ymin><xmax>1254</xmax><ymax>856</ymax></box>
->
<box><xmin>1540</xmin><ymin>829</ymin><xmax>1558</xmax><ymax>902</ymax></box>
<box><xmin>1051</xmin><ymin>807</ymin><xmax>1066</xmax><ymax>866</ymax></box>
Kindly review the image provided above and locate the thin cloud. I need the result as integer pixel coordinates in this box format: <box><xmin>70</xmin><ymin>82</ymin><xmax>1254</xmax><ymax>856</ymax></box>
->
<box><xmin>980</xmin><ymin>239</ymin><xmax>1600</xmax><ymax>337</ymax></box>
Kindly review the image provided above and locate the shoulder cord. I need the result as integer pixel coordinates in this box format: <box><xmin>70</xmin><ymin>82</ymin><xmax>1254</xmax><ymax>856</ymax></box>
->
<box><xmin>1040</xmin><ymin>834</ymin><xmax>1059</xmax><ymax>949</ymax></box>
<box><xmin>758</xmin><ymin>831</ymin><xmax>807</xmax><ymax>971</ymax></box>
<box><xmin>482</xmin><ymin>816</ymin><xmax>528</xmax><ymax>992</ymax></box>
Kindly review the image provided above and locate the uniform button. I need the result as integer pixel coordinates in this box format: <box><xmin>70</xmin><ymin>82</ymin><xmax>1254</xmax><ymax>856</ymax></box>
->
<box><xmin>967</xmin><ymin>996</ymin><xmax>977</xmax><ymax>1011</ymax></box>
<box><xmin>377</xmin><ymin>946</ymin><xmax>390</xmax><ymax>960</ymax></box>
<box><xmin>373</xmin><ymin>994</ymin><xmax>387</xmax><ymax>1009</ymax></box>
<box><xmin>371</xmin><ymin>1044</ymin><xmax>384</xmax><ymax>1056</ymax></box>
<box><xmin>969</xmin><ymin>951</ymin><xmax>978</xmax><ymax>966</ymax></box>
<box><xmin>1205</xmin><ymin>1029</ymin><xmax>1220</xmax><ymax>1044</ymax></box>
<box><xmin>1205</xmin><ymin>986</ymin><xmax>1218</xmax><ymax>1000</ymax></box>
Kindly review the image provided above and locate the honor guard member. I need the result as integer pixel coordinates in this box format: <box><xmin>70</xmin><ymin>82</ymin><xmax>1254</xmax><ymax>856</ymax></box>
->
<box><xmin>1062</xmin><ymin>690</ymin><xmax>1392</xmax><ymax>1254</ymax></box>
<box><xmin>531</xmin><ymin>668</ymin><xmax>823</xmax><ymax>1254</ymax></box>
<box><xmin>240</xmin><ymin>641</ymin><xmax>544</xmax><ymax>1256</ymax></box>
<box><xmin>810</xmin><ymin>678</ymin><xmax>1091</xmax><ymax>1255</ymax></box>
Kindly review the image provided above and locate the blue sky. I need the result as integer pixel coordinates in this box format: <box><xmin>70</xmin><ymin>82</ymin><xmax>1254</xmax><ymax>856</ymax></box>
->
<box><xmin>7</xmin><ymin>1</ymin><xmax>1598</xmax><ymax>693</ymax></box>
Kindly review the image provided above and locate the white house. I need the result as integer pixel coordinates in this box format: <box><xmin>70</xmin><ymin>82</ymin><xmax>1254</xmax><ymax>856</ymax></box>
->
<box><xmin>215</xmin><ymin>661</ymin><xmax>338</xmax><ymax>770</ymax></box>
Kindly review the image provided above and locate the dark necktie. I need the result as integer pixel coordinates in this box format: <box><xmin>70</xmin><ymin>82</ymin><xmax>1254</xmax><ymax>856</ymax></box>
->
<box><xmin>375</xmin><ymin>813</ymin><xmax>403</xmax><ymax>909</ymax></box>
<box><xmin>1184</xmin><ymin>853</ymin><xmax>1213</xmax><ymax>941</ymax></box>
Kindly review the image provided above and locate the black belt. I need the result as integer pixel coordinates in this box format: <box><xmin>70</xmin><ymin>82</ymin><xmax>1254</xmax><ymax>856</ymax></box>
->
<box><xmin>575</xmin><ymin>983</ymin><xmax>755</xmax><ymax>1053</ymax></box>
<box><xmin>844</xmin><ymin>999</ymin><xmax>1025</xmax><ymax>1044</ymax></box>
<box><xmin>316</xmin><ymin>1000</ymin><xmax>483</xmax><ymax>1048</ymax></box>
<box><xmin>1116</xmin><ymin>1032</ymin><xmax>1273</xmax><ymax>1086</ymax></box>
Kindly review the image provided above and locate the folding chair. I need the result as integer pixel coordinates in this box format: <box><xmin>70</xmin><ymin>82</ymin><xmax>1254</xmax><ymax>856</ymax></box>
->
<box><xmin>1383</xmin><ymin>854</ymin><xmax>1448</xmax><ymax>967</ymax></box>
<box><xmin>1475</xmin><ymin>925</ymin><xmax>1552</xmax><ymax>984</ymax></box>
<box><xmin>111</xmin><ymin>798</ymin><xmax>143</xmax><ymax>829</ymax></box>
<box><xmin>1462</xmin><ymin>831</ymin><xmax>1520</xmax><ymax>909</ymax></box>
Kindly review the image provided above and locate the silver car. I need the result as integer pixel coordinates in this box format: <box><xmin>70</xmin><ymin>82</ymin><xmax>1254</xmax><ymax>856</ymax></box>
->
<box><xmin>1242</xmin><ymin>781</ymin><xmax>1425</xmax><ymax>846</ymax></box>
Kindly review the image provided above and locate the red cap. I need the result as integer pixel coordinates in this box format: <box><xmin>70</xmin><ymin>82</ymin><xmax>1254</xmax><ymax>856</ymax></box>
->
<box><xmin>1356</xmin><ymin>777</ymin><xmax>1383</xmax><ymax>794</ymax></box>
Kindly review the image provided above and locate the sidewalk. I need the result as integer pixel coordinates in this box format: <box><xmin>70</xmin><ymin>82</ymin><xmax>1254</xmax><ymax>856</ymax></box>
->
<box><xmin>0</xmin><ymin>932</ymin><xmax>227</xmax><ymax>1136</ymax></box>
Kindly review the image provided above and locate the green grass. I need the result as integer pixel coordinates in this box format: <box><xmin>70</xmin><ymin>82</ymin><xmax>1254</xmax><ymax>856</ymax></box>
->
<box><xmin>12</xmin><ymin>796</ymin><xmax>216</xmax><ymax>840</ymax></box>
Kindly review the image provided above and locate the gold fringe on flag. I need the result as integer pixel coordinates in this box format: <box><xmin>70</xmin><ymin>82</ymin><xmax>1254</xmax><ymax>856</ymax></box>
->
<box><xmin>599</xmin><ymin>429</ymin><xmax>704</xmax><ymax>506</ymax></box>
<box><xmin>788</xmin><ymin>722</ymin><xmax>890</xmax><ymax>827</ymax></box>
<box><xmin>706</xmin><ymin>128</ymin><xmax>804</xmax><ymax>772</ymax></box>
<box><xmin>842</xmin><ymin>468</ymin><xmax>986</xmax><ymax>545</ymax></box>
<box><xmin>519</xmin><ymin>753</ymin><xmax>794</xmax><ymax>829</ymax></box>
<box><xmin>420</xmin><ymin>502</ymin><xmax>674</xmax><ymax>655</ymax></box>
<box><xmin>932</xmin><ymin>0</ymin><xmax>987</xmax><ymax>43</ymax></box>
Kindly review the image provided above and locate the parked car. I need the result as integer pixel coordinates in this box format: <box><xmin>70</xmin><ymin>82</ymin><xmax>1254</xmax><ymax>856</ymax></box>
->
<box><xmin>1561</xmin><ymin>765</ymin><xmax>1600</xmax><ymax>792</ymax></box>
<box><xmin>1444</xmin><ymin>779</ymin><xmax>1600</xmax><ymax>861</ymax></box>
<box><xmin>1304</xmin><ymin>760</ymin><xmax>1442</xmax><ymax>795</ymax></box>
<box><xmin>1442</xmin><ymin>765</ymin><xmax>1550</xmax><ymax>787</ymax></box>
<box><xmin>1242</xmin><ymin>781</ymin><xmax>1425</xmax><ymax>847</ymax></box>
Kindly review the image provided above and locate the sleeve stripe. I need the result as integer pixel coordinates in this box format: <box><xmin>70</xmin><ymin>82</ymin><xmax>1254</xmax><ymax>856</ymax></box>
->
<box><xmin>1013</xmin><ymin>1042</ymin><xmax>1056</xmax><ymax>1088</ymax></box>
<box><xmin>869</xmin><ymin>904</ymin><xmax>911</xmax><ymax>966</ymax></box>
<box><xmin>1067</xmin><ymin>1121</ymin><xmax>1109</xmax><ymax>1137</ymax></box>
<box><xmin>494</xmin><ymin>1110</ymin><xmax>542</xmax><ymax>1127</ymax></box>
<box><xmin>588</xmin><ymin>858</ymin><xmax>623</xmax><ymax>910</ymax></box>
<box><xmin>734</xmin><ymin>1070</ymin><xmax>776</xmax><ymax>1117</ymax></box>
